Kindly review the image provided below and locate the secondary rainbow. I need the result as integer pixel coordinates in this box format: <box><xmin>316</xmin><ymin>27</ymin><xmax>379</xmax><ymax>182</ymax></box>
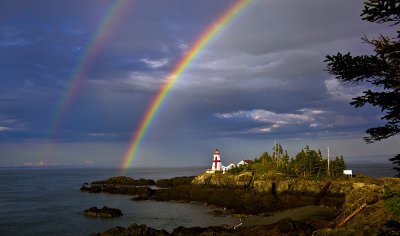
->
<box><xmin>121</xmin><ymin>0</ymin><xmax>253</xmax><ymax>170</ymax></box>
<box><xmin>48</xmin><ymin>0</ymin><xmax>133</xmax><ymax>138</ymax></box>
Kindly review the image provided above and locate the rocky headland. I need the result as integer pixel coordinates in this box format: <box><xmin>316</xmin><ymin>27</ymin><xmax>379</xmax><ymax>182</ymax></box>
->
<box><xmin>82</xmin><ymin>172</ymin><xmax>400</xmax><ymax>235</ymax></box>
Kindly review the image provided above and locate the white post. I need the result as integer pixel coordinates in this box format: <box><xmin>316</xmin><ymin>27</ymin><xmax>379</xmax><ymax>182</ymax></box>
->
<box><xmin>327</xmin><ymin>146</ymin><xmax>330</xmax><ymax>176</ymax></box>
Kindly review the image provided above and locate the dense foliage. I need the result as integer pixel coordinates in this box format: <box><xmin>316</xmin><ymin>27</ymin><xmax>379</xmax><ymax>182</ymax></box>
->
<box><xmin>385</xmin><ymin>196</ymin><xmax>400</xmax><ymax>216</ymax></box>
<box><xmin>228</xmin><ymin>143</ymin><xmax>345</xmax><ymax>178</ymax></box>
<box><xmin>325</xmin><ymin>0</ymin><xmax>400</xmax><ymax>176</ymax></box>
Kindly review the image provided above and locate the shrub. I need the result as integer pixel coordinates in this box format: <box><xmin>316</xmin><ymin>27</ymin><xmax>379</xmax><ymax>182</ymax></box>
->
<box><xmin>227</xmin><ymin>165</ymin><xmax>245</xmax><ymax>175</ymax></box>
<box><xmin>385</xmin><ymin>196</ymin><xmax>400</xmax><ymax>216</ymax></box>
<box><xmin>378</xmin><ymin>220</ymin><xmax>400</xmax><ymax>236</ymax></box>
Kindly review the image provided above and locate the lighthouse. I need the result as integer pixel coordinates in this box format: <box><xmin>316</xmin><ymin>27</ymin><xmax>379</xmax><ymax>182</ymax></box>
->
<box><xmin>211</xmin><ymin>148</ymin><xmax>222</xmax><ymax>171</ymax></box>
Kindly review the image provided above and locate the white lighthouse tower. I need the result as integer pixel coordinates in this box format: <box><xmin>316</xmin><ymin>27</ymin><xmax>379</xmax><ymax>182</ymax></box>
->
<box><xmin>211</xmin><ymin>148</ymin><xmax>222</xmax><ymax>171</ymax></box>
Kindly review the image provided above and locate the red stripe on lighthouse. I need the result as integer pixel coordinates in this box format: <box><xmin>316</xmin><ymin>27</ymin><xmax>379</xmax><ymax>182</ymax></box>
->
<box><xmin>213</xmin><ymin>156</ymin><xmax>220</xmax><ymax>169</ymax></box>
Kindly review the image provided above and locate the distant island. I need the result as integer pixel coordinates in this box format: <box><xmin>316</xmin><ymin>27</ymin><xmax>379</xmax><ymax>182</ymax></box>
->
<box><xmin>81</xmin><ymin>145</ymin><xmax>400</xmax><ymax>235</ymax></box>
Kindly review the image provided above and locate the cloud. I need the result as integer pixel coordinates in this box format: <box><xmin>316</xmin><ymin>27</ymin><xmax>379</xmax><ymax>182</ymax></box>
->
<box><xmin>0</xmin><ymin>126</ymin><xmax>12</xmax><ymax>131</ymax></box>
<box><xmin>140</xmin><ymin>58</ymin><xmax>170</xmax><ymax>68</ymax></box>
<box><xmin>215</xmin><ymin>108</ymin><xmax>324</xmax><ymax>133</ymax></box>
<box><xmin>84</xmin><ymin>160</ymin><xmax>94</xmax><ymax>165</ymax></box>
<box><xmin>0</xmin><ymin>0</ymin><xmax>395</xmax><ymax>165</ymax></box>
<box><xmin>212</xmin><ymin>0</ymin><xmax>385</xmax><ymax>55</ymax></box>
<box><xmin>87</xmin><ymin>132</ymin><xmax>119</xmax><ymax>138</ymax></box>
<box><xmin>324</xmin><ymin>78</ymin><xmax>366</xmax><ymax>101</ymax></box>
<box><xmin>176</xmin><ymin>40</ymin><xmax>189</xmax><ymax>52</ymax></box>
<box><xmin>215</xmin><ymin>108</ymin><xmax>368</xmax><ymax>137</ymax></box>
<box><xmin>0</xmin><ymin>115</ymin><xmax>23</xmax><ymax>131</ymax></box>
<box><xmin>88</xmin><ymin>70</ymin><xmax>167</xmax><ymax>94</ymax></box>
<box><xmin>0</xmin><ymin>27</ymin><xmax>42</xmax><ymax>47</ymax></box>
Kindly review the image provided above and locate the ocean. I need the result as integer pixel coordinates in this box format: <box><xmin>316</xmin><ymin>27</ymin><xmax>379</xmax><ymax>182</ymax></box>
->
<box><xmin>0</xmin><ymin>164</ymin><xmax>397</xmax><ymax>236</ymax></box>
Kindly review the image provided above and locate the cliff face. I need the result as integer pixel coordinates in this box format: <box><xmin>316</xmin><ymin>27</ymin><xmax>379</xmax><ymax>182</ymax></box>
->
<box><xmin>88</xmin><ymin>173</ymin><xmax>400</xmax><ymax>235</ymax></box>
<box><xmin>191</xmin><ymin>172</ymin><xmax>253</xmax><ymax>188</ymax></box>
<box><xmin>193</xmin><ymin>172</ymin><xmax>389</xmax><ymax>192</ymax></box>
<box><xmin>192</xmin><ymin>172</ymin><xmax>399</xmax><ymax>209</ymax></box>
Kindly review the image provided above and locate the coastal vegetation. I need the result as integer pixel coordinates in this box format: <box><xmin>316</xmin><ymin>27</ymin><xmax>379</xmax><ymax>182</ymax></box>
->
<box><xmin>81</xmin><ymin>150</ymin><xmax>400</xmax><ymax>235</ymax></box>
<box><xmin>85</xmin><ymin>172</ymin><xmax>400</xmax><ymax>235</ymax></box>
<box><xmin>228</xmin><ymin>144</ymin><xmax>345</xmax><ymax>178</ymax></box>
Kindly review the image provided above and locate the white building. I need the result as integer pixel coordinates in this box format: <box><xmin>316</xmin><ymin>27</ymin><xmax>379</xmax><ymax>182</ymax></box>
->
<box><xmin>211</xmin><ymin>148</ymin><xmax>222</xmax><ymax>171</ymax></box>
<box><xmin>222</xmin><ymin>163</ymin><xmax>236</xmax><ymax>173</ymax></box>
<box><xmin>206</xmin><ymin>148</ymin><xmax>223</xmax><ymax>173</ymax></box>
<box><xmin>237</xmin><ymin>160</ymin><xmax>249</xmax><ymax>166</ymax></box>
<box><xmin>343</xmin><ymin>170</ymin><xmax>353</xmax><ymax>177</ymax></box>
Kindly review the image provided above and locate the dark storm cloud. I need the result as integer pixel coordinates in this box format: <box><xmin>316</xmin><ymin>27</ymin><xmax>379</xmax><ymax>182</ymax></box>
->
<box><xmin>0</xmin><ymin>0</ymin><xmax>395</xmax><ymax>166</ymax></box>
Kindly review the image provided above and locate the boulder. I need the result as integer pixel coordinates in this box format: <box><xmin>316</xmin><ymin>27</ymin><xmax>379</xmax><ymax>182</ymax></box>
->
<box><xmin>83</xmin><ymin>206</ymin><xmax>123</xmax><ymax>218</ymax></box>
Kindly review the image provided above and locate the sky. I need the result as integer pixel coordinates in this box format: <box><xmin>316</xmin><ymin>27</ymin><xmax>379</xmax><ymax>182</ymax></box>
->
<box><xmin>0</xmin><ymin>0</ymin><xmax>399</xmax><ymax>168</ymax></box>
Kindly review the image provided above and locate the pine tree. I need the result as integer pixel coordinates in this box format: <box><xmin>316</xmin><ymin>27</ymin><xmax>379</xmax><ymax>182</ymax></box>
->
<box><xmin>389</xmin><ymin>154</ymin><xmax>400</xmax><ymax>177</ymax></box>
<box><xmin>325</xmin><ymin>0</ymin><xmax>400</xmax><ymax>176</ymax></box>
<box><xmin>259</xmin><ymin>152</ymin><xmax>272</xmax><ymax>165</ymax></box>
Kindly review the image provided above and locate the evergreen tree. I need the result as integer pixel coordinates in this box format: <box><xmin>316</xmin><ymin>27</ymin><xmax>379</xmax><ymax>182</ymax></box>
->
<box><xmin>293</xmin><ymin>148</ymin><xmax>311</xmax><ymax>177</ymax></box>
<box><xmin>330</xmin><ymin>156</ymin><xmax>346</xmax><ymax>176</ymax></box>
<box><xmin>259</xmin><ymin>152</ymin><xmax>272</xmax><ymax>164</ymax></box>
<box><xmin>325</xmin><ymin>0</ymin><xmax>400</xmax><ymax>176</ymax></box>
<box><xmin>320</xmin><ymin>159</ymin><xmax>328</xmax><ymax>177</ymax></box>
<box><xmin>277</xmin><ymin>150</ymin><xmax>290</xmax><ymax>173</ymax></box>
<box><xmin>389</xmin><ymin>154</ymin><xmax>400</xmax><ymax>177</ymax></box>
<box><xmin>339</xmin><ymin>155</ymin><xmax>346</xmax><ymax>171</ymax></box>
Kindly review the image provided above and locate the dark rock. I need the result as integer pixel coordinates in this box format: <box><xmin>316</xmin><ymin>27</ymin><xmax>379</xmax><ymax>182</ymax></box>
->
<box><xmin>171</xmin><ymin>226</ymin><xmax>212</xmax><ymax>236</ymax></box>
<box><xmin>90</xmin><ymin>226</ymin><xmax>126</xmax><ymax>236</ymax></box>
<box><xmin>155</xmin><ymin>176</ymin><xmax>195</xmax><ymax>188</ymax></box>
<box><xmin>273</xmin><ymin>218</ymin><xmax>314</xmax><ymax>235</ymax></box>
<box><xmin>91</xmin><ymin>223</ymin><xmax>169</xmax><ymax>236</ymax></box>
<box><xmin>151</xmin><ymin>184</ymin><xmax>344</xmax><ymax>215</ymax></box>
<box><xmin>80</xmin><ymin>186</ymin><xmax>89</xmax><ymax>191</ymax></box>
<box><xmin>87</xmin><ymin>186</ymin><xmax>103</xmax><ymax>193</ymax></box>
<box><xmin>91</xmin><ymin>176</ymin><xmax>155</xmax><ymax>186</ymax></box>
<box><xmin>83</xmin><ymin>206</ymin><xmax>123</xmax><ymax>218</ymax></box>
<box><xmin>82</xmin><ymin>184</ymin><xmax>155</xmax><ymax>196</ymax></box>
<box><xmin>94</xmin><ymin>220</ymin><xmax>314</xmax><ymax>236</ymax></box>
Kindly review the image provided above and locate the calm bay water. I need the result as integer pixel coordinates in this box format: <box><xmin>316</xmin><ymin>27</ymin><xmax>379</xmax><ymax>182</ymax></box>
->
<box><xmin>0</xmin><ymin>163</ymin><xmax>397</xmax><ymax>235</ymax></box>
<box><xmin>0</xmin><ymin>167</ymin><xmax>237</xmax><ymax>236</ymax></box>
<box><xmin>346</xmin><ymin>162</ymin><xmax>397</xmax><ymax>178</ymax></box>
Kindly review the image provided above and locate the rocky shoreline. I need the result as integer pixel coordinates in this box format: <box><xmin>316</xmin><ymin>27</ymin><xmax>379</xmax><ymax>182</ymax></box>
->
<box><xmin>81</xmin><ymin>173</ymin><xmax>400</xmax><ymax>235</ymax></box>
<box><xmin>91</xmin><ymin>219</ymin><xmax>315</xmax><ymax>236</ymax></box>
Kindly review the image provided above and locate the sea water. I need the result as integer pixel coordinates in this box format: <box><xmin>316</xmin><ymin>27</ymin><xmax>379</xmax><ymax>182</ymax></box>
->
<box><xmin>0</xmin><ymin>163</ymin><xmax>397</xmax><ymax>236</ymax></box>
<box><xmin>0</xmin><ymin>167</ymin><xmax>237</xmax><ymax>236</ymax></box>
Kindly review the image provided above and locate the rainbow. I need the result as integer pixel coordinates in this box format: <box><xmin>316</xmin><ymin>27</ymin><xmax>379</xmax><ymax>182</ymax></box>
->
<box><xmin>121</xmin><ymin>0</ymin><xmax>253</xmax><ymax>170</ymax></box>
<box><xmin>48</xmin><ymin>0</ymin><xmax>133</xmax><ymax>138</ymax></box>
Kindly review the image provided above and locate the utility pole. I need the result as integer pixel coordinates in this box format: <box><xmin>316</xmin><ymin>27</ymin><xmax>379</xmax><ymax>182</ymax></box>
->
<box><xmin>327</xmin><ymin>146</ymin><xmax>330</xmax><ymax>176</ymax></box>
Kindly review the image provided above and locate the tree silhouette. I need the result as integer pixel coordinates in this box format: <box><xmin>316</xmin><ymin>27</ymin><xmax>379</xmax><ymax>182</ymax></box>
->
<box><xmin>325</xmin><ymin>0</ymin><xmax>400</xmax><ymax>176</ymax></box>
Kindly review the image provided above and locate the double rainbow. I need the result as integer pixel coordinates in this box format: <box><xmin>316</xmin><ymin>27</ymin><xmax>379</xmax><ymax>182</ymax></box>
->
<box><xmin>121</xmin><ymin>0</ymin><xmax>253</xmax><ymax>170</ymax></box>
<box><xmin>48</xmin><ymin>0</ymin><xmax>133</xmax><ymax>138</ymax></box>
